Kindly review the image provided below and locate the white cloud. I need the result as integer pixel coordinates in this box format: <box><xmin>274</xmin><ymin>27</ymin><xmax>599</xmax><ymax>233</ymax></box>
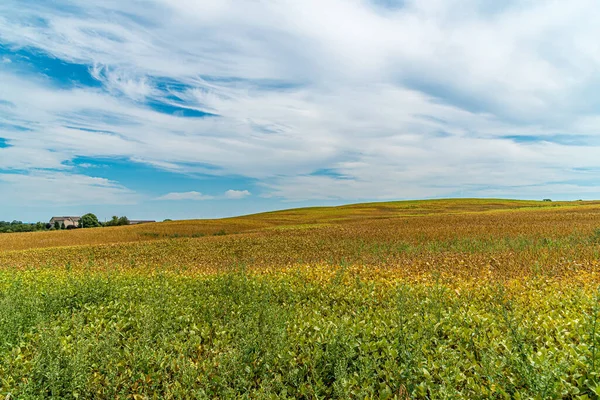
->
<box><xmin>0</xmin><ymin>146</ymin><xmax>67</xmax><ymax>170</ymax></box>
<box><xmin>156</xmin><ymin>189</ymin><xmax>251</xmax><ymax>201</ymax></box>
<box><xmin>1</xmin><ymin>0</ymin><xmax>600</xmax><ymax>203</ymax></box>
<box><xmin>156</xmin><ymin>191</ymin><xmax>215</xmax><ymax>201</ymax></box>
<box><xmin>91</xmin><ymin>64</ymin><xmax>155</xmax><ymax>101</ymax></box>
<box><xmin>224</xmin><ymin>189</ymin><xmax>251</xmax><ymax>199</ymax></box>
<box><xmin>0</xmin><ymin>171</ymin><xmax>140</xmax><ymax>206</ymax></box>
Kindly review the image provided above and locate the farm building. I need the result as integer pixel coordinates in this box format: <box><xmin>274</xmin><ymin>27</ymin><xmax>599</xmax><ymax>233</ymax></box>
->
<box><xmin>49</xmin><ymin>216</ymin><xmax>81</xmax><ymax>228</ymax></box>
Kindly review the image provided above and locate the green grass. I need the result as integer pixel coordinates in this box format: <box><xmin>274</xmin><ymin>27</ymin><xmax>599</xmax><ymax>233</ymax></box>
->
<box><xmin>1</xmin><ymin>269</ymin><xmax>599</xmax><ymax>399</ymax></box>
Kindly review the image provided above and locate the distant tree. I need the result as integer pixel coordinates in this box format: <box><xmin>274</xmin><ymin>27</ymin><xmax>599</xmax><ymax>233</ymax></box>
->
<box><xmin>105</xmin><ymin>216</ymin><xmax>119</xmax><ymax>227</ymax></box>
<box><xmin>543</xmin><ymin>199</ymin><xmax>552</xmax><ymax>202</ymax></box>
<box><xmin>80</xmin><ymin>213</ymin><xmax>101</xmax><ymax>228</ymax></box>
<box><xmin>104</xmin><ymin>216</ymin><xmax>129</xmax><ymax>227</ymax></box>
<box><xmin>60</xmin><ymin>222</ymin><xmax>65</xmax><ymax>230</ymax></box>
<box><xmin>163</xmin><ymin>219</ymin><xmax>172</xmax><ymax>222</ymax></box>
<box><xmin>54</xmin><ymin>221</ymin><xmax>61</xmax><ymax>230</ymax></box>
<box><xmin>46</xmin><ymin>223</ymin><xmax>52</xmax><ymax>230</ymax></box>
<box><xmin>0</xmin><ymin>221</ymin><xmax>45</xmax><ymax>234</ymax></box>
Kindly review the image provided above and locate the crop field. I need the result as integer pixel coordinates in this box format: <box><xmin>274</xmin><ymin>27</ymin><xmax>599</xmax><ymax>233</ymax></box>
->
<box><xmin>2</xmin><ymin>199</ymin><xmax>600</xmax><ymax>399</ymax></box>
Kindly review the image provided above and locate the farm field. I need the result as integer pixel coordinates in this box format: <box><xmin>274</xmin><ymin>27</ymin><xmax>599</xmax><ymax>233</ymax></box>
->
<box><xmin>2</xmin><ymin>198</ymin><xmax>600</xmax><ymax>398</ymax></box>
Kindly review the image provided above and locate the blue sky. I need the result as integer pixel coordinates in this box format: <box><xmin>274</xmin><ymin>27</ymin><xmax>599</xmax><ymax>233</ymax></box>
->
<box><xmin>1</xmin><ymin>0</ymin><xmax>600</xmax><ymax>222</ymax></box>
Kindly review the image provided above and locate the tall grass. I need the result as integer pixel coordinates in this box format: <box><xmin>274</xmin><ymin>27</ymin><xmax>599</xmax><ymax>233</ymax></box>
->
<box><xmin>0</xmin><ymin>268</ymin><xmax>598</xmax><ymax>399</ymax></box>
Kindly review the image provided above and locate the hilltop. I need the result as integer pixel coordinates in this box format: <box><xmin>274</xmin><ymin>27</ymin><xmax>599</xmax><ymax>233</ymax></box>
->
<box><xmin>0</xmin><ymin>198</ymin><xmax>597</xmax><ymax>252</ymax></box>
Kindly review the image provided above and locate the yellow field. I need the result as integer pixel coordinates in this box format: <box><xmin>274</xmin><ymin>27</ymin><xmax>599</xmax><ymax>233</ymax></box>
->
<box><xmin>2</xmin><ymin>199</ymin><xmax>600</xmax><ymax>398</ymax></box>
<box><xmin>2</xmin><ymin>198</ymin><xmax>600</xmax><ymax>279</ymax></box>
<box><xmin>1</xmin><ymin>198</ymin><xmax>594</xmax><ymax>252</ymax></box>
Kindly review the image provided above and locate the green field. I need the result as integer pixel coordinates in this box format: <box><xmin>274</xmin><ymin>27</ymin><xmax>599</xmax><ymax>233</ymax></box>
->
<box><xmin>1</xmin><ymin>199</ymin><xmax>600</xmax><ymax>399</ymax></box>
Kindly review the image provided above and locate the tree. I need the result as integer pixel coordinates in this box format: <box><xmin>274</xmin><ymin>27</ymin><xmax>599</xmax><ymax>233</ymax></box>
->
<box><xmin>80</xmin><ymin>213</ymin><xmax>101</xmax><ymax>228</ymax></box>
<box><xmin>0</xmin><ymin>221</ymin><xmax>46</xmax><ymax>234</ymax></box>
<box><xmin>105</xmin><ymin>216</ymin><xmax>129</xmax><ymax>227</ymax></box>
<box><xmin>105</xmin><ymin>216</ymin><xmax>119</xmax><ymax>227</ymax></box>
<box><xmin>54</xmin><ymin>221</ymin><xmax>60</xmax><ymax>230</ymax></box>
<box><xmin>60</xmin><ymin>222</ymin><xmax>65</xmax><ymax>230</ymax></box>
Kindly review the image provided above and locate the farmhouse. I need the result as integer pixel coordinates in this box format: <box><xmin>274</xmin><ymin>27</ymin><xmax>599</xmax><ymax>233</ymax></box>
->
<box><xmin>49</xmin><ymin>216</ymin><xmax>81</xmax><ymax>228</ymax></box>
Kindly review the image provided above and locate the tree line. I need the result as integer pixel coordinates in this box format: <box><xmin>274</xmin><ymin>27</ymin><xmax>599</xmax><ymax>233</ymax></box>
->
<box><xmin>0</xmin><ymin>221</ymin><xmax>48</xmax><ymax>233</ymax></box>
<box><xmin>0</xmin><ymin>214</ymin><xmax>131</xmax><ymax>234</ymax></box>
<box><xmin>80</xmin><ymin>214</ymin><xmax>130</xmax><ymax>228</ymax></box>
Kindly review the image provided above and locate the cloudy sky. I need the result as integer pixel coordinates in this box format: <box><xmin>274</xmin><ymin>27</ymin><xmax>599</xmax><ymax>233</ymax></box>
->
<box><xmin>1</xmin><ymin>0</ymin><xmax>600</xmax><ymax>221</ymax></box>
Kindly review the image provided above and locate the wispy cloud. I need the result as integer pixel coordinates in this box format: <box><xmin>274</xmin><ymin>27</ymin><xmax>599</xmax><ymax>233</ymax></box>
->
<box><xmin>156</xmin><ymin>191</ymin><xmax>214</xmax><ymax>201</ymax></box>
<box><xmin>91</xmin><ymin>65</ymin><xmax>155</xmax><ymax>102</ymax></box>
<box><xmin>224</xmin><ymin>189</ymin><xmax>251</xmax><ymax>199</ymax></box>
<box><xmin>0</xmin><ymin>171</ymin><xmax>140</xmax><ymax>206</ymax></box>
<box><xmin>157</xmin><ymin>189</ymin><xmax>251</xmax><ymax>201</ymax></box>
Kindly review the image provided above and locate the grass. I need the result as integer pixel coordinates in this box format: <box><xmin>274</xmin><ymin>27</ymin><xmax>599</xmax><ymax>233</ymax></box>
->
<box><xmin>0</xmin><ymin>269</ymin><xmax>598</xmax><ymax>398</ymax></box>
<box><xmin>2</xmin><ymin>198</ymin><xmax>599</xmax><ymax>252</ymax></box>
<box><xmin>1</xmin><ymin>198</ymin><xmax>600</xmax><ymax>398</ymax></box>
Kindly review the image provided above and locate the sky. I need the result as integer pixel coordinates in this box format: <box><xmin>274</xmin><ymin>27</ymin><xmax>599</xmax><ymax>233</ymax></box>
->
<box><xmin>1</xmin><ymin>0</ymin><xmax>600</xmax><ymax>222</ymax></box>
